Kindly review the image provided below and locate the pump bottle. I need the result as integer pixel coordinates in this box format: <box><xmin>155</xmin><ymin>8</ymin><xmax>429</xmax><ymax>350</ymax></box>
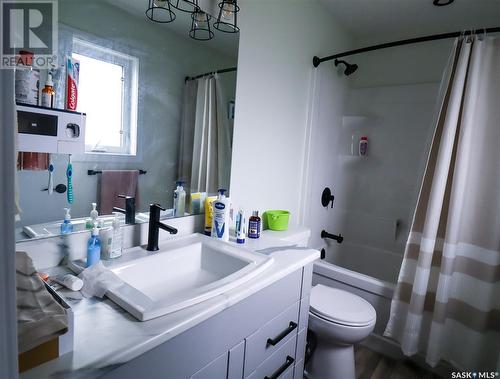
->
<box><xmin>173</xmin><ymin>181</ymin><xmax>186</xmax><ymax>217</ymax></box>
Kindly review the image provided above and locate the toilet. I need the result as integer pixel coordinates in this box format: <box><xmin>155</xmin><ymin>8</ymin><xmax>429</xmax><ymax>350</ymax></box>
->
<box><xmin>306</xmin><ymin>284</ymin><xmax>376</xmax><ymax>379</ymax></box>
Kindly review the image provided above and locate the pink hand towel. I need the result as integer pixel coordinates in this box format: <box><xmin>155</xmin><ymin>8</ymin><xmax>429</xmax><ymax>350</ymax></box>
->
<box><xmin>99</xmin><ymin>170</ymin><xmax>140</xmax><ymax>215</ymax></box>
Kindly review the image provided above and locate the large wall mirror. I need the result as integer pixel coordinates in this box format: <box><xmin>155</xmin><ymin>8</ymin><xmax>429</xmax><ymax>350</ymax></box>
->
<box><xmin>15</xmin><ymin>0</ymin><xmax>239</xmax><ymax>241</ymax></box>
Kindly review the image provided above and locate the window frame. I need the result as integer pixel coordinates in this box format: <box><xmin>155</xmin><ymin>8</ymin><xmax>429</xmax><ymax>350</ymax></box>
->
<box><xmin>72</xmin><ymin>37</ymin><xmax>139</xmax><ymax>156</ymax></box>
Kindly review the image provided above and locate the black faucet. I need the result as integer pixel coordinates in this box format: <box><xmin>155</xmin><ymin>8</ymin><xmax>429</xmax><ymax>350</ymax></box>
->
<box><xmin>113</xmin><ymin>195</ymin><xmax>136</xmax><ymax>225</ymax></box>
<box><xmin>147</xmin><ymin>203</ymin><xmax>178</xmax><ymax>251</ymax></box>
<box><xmin>321</xmin><ymin>230</ymin><xmax>344</xmax><ymax>244</ymax></box>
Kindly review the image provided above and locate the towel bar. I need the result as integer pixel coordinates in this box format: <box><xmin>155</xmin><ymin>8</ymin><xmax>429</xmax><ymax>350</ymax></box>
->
<box><xmin>87</xmin><ymin>169</ymin><xmax>147</xmax><ymax>175</ymax></box>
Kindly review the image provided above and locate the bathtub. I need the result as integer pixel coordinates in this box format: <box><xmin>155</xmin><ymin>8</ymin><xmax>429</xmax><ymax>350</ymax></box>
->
<box><xmin>312</xmin><ymin>242</ymin><xmax>403</xmax><ymax>351</ymax></box>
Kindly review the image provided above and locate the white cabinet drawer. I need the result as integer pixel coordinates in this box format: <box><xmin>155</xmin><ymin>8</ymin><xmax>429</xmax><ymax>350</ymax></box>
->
<box><xmin>245</xmin><ymin>301</ymin><xmax>300</xmax><ymax>375</ymax></box>
<box><xmin>190</xmin><ymin>351</ymin><xmax>228</xmax><ymax>379</ymax></box>
<box><xmin>246</xmin><ymin>334</ymin><xmax>297</xmax><ymax>379</ymax></box>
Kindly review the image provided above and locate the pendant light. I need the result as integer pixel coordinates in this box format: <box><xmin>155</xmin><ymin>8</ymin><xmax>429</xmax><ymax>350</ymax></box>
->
<box><xmin>189</xmin><ymin>11</ymin><xmax>214</xmax><ymax>41</ymax></box>
<box><xmin>146</xmin><ymin>0</ymin><xmax>176</xmax><ymax>23</ymax></box>
<box><xmin>169</xmin><ymin>0</ymin><xmax>199</xmax><ymax>13</ymax></box>
<box><xmin>213</xmin><ymin>0</ymin><xmax>239</xmax><ymax>33</ymax></box>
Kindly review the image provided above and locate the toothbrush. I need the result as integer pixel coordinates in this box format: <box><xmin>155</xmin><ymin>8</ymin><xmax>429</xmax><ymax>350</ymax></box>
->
<box><xmin>48</xmin><ymin>155</ymin><xmax>54</xmax><ymax>195</ymax></box>
<box><xmin>66</xmin><ymin>155</ymin><xmax>74</xmax><ymax>204</ymax></box>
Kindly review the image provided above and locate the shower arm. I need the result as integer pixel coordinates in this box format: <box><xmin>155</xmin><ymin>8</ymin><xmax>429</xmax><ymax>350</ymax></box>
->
<box><xmin>321</xmin><ymin>230</ymin><xmax>343</xmax><ymax>244</ymax></box>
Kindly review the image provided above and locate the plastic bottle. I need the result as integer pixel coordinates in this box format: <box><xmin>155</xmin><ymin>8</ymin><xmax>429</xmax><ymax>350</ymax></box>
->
<box><xmin>236</xmin><ymin>209</ymin><xmax>246</xmax><ymax>244</ymax></box>
<box><xmin>204</xmin><ymin>196</ymin><xmax>218</xmax><ymax>236</ymax></box>
<box><xmin>86</xmin><ymin>225</ymin><xmax>101</xmax><ymax>267</ymax></box>
<box><xmin>100</xmin><ymin>213</ymin><xmax>123</xmax><ymax>260</ymax></box>
<box><xmin>86</xmin><ymin>202</ymin><xmax>99</xmax><ymax>229</ymax></box>
<box><xmin>359</xmin><ymin>136</ymin><xmax>368</xmax><ymax>156</ymax></box>
<box><xmin>110</xmin><ymin>213</ymin><xmax>123</xmax><ymax>259</ymax></box>
<box><xmin>173</xmin><ymin>181</ymin><xmax>186</xmax><ymax>217</ymax></box>
<box><xmin>248</xmin><ymin>211</ymin><xmax>261</xmax><ymax>239</ymax></box>
<box><xmin>15</xmin><ymin>50</ymin><xmax>39</xmax><ymax>106</ymax></box>
<box><xmin>60</xmin><ymin>208</ymin><xmax>74</xmax><ymax>234</ymax></box>
<box><xmin>41</xmin><ymin>73</ymin><xmax>56</xmax><ymax>108</ymax></box>
<box><xmin>211</xmin><ymin>189</ymin><xmax>230</xmax><ymax>241</ymax></box>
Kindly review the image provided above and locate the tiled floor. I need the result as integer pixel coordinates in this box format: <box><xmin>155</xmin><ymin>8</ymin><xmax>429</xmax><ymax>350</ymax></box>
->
<box><xmin>354</xmin><ymin>346</ymin><xmax>442</xmax><ymax>379</ymax></box>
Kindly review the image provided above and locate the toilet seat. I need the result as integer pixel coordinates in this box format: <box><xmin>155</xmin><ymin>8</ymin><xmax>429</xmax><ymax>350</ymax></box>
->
<box><xmin>309</xmin><ymin>284</ymin><xmax>376</xmax><ymax>327</ymax></box>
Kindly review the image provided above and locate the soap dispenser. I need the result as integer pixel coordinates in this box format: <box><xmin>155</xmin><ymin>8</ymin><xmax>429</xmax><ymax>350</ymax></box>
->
<box><xmin>60</xmin><ymin>208</ymin><xmax>74</xmax><ymax>234</ymax></box>
<box><xmin>173</xmin><ymin>180</ymin><xmax>186</xmax><ymax>217</ymax></box>
<box><xmin>86</xmin><ymin>202</ymin><xmax>99</xmax><ymax>229</ymax></box>
<box><xmin>86</xmin><ymin>225</ymin><xmax>101</xmax><ymax>267</ymax></box>
<box><xmin>211</xmin><ymin>189</ymin><xmax>230</xmax><ymax>241</ymax></box>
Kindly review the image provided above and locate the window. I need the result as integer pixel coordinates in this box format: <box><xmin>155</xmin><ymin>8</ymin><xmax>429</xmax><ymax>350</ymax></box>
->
<box><xmin>72</xmin><ymin>38</ymin><xmax>138</xmax><ymax>155</ymax></box>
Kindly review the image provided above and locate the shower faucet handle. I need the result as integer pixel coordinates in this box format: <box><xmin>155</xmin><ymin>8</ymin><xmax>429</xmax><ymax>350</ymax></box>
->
<box><xmin>321</xmin><ymin>230</ymin><xmax>343</xmax><ymax>244</ymax></box>
<box><xmin>321</xmin><ymin>187</ymin><xmax>335</xmax><ymax>208</ymax></box>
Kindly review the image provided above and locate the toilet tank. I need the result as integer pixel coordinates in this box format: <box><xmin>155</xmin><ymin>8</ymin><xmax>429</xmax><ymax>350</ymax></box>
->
<box><xmin>262</xmin><ymin>226</ymin><xmax>311</xmax><ymax>247</ymax></box>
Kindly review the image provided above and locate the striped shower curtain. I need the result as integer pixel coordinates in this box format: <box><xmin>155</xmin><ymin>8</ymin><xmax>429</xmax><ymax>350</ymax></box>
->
<box><xmin>384</xmin><ymin>37</ymin><xmax>500</xmax><ymax>371</ymax></box>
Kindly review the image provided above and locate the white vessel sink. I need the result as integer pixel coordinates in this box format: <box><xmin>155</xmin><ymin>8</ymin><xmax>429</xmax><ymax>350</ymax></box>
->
<box><xmin>104</xmin><ymin>234</ymin><xmax>274</xmax><ymax>321</ymax></box>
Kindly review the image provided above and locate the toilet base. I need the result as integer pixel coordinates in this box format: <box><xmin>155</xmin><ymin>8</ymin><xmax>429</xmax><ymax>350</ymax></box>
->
<box><xmin>306</xmin><ymin>340</ymin><xmax>355</xmax><ymax>379</ymax></box>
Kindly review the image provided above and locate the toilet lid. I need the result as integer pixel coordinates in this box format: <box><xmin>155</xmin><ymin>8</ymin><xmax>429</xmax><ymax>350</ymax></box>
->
<box><xmin>310</xmin><ymin>284</ymin><xmax>376</xmax><ymax>327</ymax></box>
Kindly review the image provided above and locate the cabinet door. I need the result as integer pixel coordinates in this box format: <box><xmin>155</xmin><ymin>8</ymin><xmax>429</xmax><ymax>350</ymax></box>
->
<box><xmin>191</xmin><ymin>352</ymin><xmax>228</xmax><ymax>379</ymax></box>
<box><xmin>228</xmin><ymin>340</ymin><xmax>245</xmax><ymax>379</ymax></box>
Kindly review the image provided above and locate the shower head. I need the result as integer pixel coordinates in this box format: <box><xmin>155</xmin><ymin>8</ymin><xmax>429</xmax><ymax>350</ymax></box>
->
<box><xmin>334</xmin><ymin>59</ymin><xmax>358</xmax><ymax>76</ymax></box>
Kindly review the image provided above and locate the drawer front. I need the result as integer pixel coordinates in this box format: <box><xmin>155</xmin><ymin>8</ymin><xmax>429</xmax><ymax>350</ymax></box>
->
<box><xmin>246</xmin><ymin>334</ymin><xmax>297</xmax><ymax>379</ymax></box>
<box><xmin>190</xmin><ymin>351</ymin><xmax>228</xmax><ymax>379</ymax></box>
<box><xmin>245</xmin><ymin>301</ymin><xmax>300</xmax><ymax>375</ymax></box>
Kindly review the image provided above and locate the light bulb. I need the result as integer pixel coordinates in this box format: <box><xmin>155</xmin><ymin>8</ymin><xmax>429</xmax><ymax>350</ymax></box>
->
<box><xmin>221</xmin><ymin>1</ymin><xmax>234</xmax><ymax>20</ymax></box>
<box><xmin>194</xmin><ymin>11</ymin><xmax>207</xmax><ymax>28</ymax></box>
<box><xmin>153</xmin><ymin>0</ymin><xmax>167</xmax><ymax>7</ymax></box>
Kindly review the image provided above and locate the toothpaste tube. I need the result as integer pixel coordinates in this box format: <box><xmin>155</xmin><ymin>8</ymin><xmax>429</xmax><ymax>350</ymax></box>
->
<box><xmin>65</xmin><ymin>56</ymin><xmax>80</xmax><ymax>111</ymax></box>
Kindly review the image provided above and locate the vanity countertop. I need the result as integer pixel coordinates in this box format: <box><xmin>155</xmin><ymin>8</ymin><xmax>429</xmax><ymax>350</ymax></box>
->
<box><xmin>21</xmin><ymin>232</ymin><xmax>319</xmax><ymax>379</ymax></box>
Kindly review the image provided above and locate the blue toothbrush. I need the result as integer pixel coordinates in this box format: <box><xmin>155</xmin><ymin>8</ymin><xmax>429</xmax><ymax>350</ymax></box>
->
<box><xmin>66</xmin><ymin>155</ymin><xmax>73</xmax><ymax>204</ymax></box>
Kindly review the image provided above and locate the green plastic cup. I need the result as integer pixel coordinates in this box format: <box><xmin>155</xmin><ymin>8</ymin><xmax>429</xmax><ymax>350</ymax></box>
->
<box><xmin>266</xmin><ymin>210</ymin><xmax>290</xmax><ymax>231</ymax></box>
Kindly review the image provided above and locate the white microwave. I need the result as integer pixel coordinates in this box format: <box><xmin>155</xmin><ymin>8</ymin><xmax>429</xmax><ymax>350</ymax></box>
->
<box><xmin>17</xmin><ymin>103</ymin><xmax>86</xmax><ymax>154</ymax></box>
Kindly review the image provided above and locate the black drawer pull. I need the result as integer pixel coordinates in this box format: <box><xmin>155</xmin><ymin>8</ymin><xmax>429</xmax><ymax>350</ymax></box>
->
<box><xmin>266</xmin><ymin>322</ymin><xmax>297</xmax><ymax>347</ymax></box>
<box><xmin>264</xmin><ymin>355</ymin><xmax>294</xmax><ymax>379</ymax></box>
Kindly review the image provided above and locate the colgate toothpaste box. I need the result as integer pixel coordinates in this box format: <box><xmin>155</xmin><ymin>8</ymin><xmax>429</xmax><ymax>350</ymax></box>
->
<box><xmin>65</xmin><ymin>56</ymin><xmax>80</xmax><ymax>111</ymax></box>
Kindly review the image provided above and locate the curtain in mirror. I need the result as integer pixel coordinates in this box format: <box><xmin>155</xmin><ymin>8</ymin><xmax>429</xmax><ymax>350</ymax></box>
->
<box><xmin>178</xmin><ymin>74</ymin><xmax>232</xmax><ymax>195</ymax></box>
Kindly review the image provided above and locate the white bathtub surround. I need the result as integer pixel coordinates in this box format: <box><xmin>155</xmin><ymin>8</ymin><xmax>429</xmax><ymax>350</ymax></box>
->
<box><xmin>384</xmin><ymin>37</ymin><xmax>500</xmax><ymax>371</ymax></box>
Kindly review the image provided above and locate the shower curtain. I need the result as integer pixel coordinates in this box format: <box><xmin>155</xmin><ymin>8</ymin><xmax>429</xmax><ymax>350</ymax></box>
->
<box><xmin>177</xmin><ymin>74</ymin><xmax>232</xmax><ymax>194</ymax></box>
<box><xmin>384</xmin><ymin>37</ymin><xmax>500</xmax><ymax>371</ymax></box>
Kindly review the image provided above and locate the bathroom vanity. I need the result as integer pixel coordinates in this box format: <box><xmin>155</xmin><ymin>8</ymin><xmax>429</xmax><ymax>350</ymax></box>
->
<box><xmin>20</xmin><ymin>231</ymin><xmax>318</xmax><ymax>379</ymax></box>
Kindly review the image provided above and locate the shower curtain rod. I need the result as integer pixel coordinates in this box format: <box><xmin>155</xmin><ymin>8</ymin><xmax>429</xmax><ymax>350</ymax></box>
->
<box><xmin>185</xmin><ymin>66</ymin><xmax>237</xmax><ymax>82</ymax></box>
<box><xmin>313</xmin><ymin>26</ymin><xmax>500</xmax><ymax>67</ymax></box>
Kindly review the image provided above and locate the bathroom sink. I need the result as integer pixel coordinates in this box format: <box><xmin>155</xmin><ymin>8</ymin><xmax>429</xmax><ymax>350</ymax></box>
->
<box><xmin>104</xmin><ymin>234</ymin><xmax>274</xmax><ymax>321</ymax></box>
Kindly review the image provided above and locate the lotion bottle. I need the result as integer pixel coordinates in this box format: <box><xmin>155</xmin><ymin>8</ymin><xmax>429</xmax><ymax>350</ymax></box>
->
<box><xmin>60</xmin><ymin>208</ymin><xmax>74</xmax><ymax>234</ymax></box>
<box><xmin>173</xmin><ymin>181</ymin><xmax>186</xmax><ymax>217</ymax></box>
<box><xmin>86</xmin><ymin>202</ymin><xmax>99</xmax><ymax>229</ymax></box>
<box><xmin>86</xmin><ymin>225</ymin><xmax>101</xmax><ymax>267</ymax></box>
<box><xmin>211</xmin><ymin>189</ymin><xmax>230</xmax><ymax>241</ymax></box>
<box><xmin>110</xmin><ymin>213</ymin><xmax>123</xmax><ymax>259</ymax></box>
